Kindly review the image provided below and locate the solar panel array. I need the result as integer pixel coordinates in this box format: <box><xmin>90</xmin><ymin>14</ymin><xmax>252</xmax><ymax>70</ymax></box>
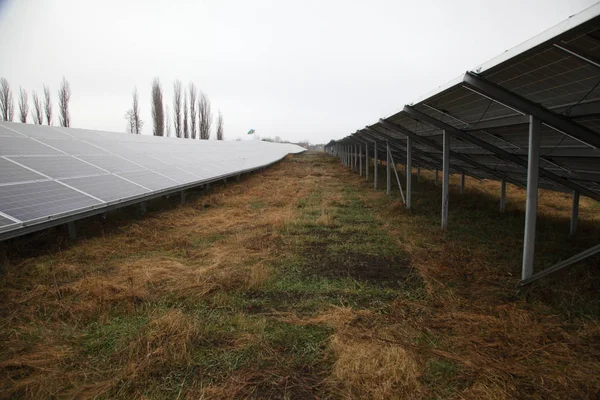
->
<box><xmin>328</xmin><ymin>4</ymin><xmax>600</xmax><ymax>202</ymax></box>
<box><xmin>0</xmin><ymin>122</ymin><xmax>304</xmax><ymax>240</ymax></box>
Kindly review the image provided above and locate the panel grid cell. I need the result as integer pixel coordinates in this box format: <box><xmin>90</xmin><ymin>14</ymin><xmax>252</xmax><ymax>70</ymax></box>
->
<box><xmin>61</xmin><ymin>174</ymin><xmax>150</xmax><ymax>202</ymax></box>
<box><xmin>0</xmin><ymin>181</ymin><xmax>101</xmax><ymax>222</ymax></box>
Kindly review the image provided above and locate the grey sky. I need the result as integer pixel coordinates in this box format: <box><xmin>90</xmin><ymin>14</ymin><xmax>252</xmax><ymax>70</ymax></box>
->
<box><xmin>0</xmin><ymin>0</ymin><xmax>596</xmax><ymax>143</ymax></box>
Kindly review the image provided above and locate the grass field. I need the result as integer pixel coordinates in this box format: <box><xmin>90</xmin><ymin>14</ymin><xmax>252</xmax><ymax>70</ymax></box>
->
<box><xmin>0</xmin><ymin>152</ymin><xmax>599</xmax><ymax>399</ymax></box>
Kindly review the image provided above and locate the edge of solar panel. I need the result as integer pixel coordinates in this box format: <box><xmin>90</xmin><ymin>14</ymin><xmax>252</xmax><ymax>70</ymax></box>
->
<box><xmin>0</xmin><ymin>122</ymin><xmax>305</xmax><ymax>240</ymax></box>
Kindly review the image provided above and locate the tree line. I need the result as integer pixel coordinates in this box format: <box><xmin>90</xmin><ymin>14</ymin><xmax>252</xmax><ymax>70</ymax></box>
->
<box><xmin>0</xmin><ymin>77</ymin><xmax>71</xmax><ymax>127</ymax></box>
<box><xmin>128</xmin><ymin>78</ymin><xmax>224</xmax><ymax>140</ymax></box>
<box><xmin>1</xmin><ymin>76</ymin><xmax>224</xmax><ymax>140</ymax></box>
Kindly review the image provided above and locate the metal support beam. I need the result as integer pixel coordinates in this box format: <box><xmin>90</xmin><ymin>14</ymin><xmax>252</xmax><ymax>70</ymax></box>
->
<box><xmin>355</xmin><ymin>144</ymin><xmax>358</xmax><ymax>172</ymax></box>
<box><xmin>386</xmin><ymin>141</ymin><xmax>391</xmax><ymax>195</ymax></box>
<box><xmin>365</xmin><ymin>142</ymin><xmax>370</xmax><ymax>180</ymax></box>
<box><xmin>520</xmin><ymin>243</ymin><xmax>600</xmax><ymax>286</ymax></box>
<box><xmin>237</xmin><ymin>174</ymin><xmax>241</xmax><ymax>182</ymax></box>
<box><xmin>359</xmin><ymin>144</ymin><xmax>363</xmax><ymax>176</ymax></box>
<box><xmin>442</xmin><ymin>131</ymin><xmax>450</xmax><ymax>229</ymax></box>
<box><xmin>360</xmin><ymin>127</ymin><xmax>443</xmax><ymax>172</ymax></box>
<box><xmin>67</xmin><ymin>221</ymin><xmax>76</xmax><ymax>241</ymax></box>
<box><xmin>522</xmin><ymin>116</ymin><xmax>541</xmax><ymax>281</ymax></box>
<box><xmin>406</xmin><ymin>137</ymin><xmax>412</xmax><ymax>210</ymax></box>
<box><xmin>460</xmin><ymin>173</ymin><xmax>465</xmax><ymax>194</ymax></box>
<box><xmin>500</xmin><ymin>179</ymin><xmax>506</xmax><ymax>212</ymax></box>
<box><xmin>140</xmin><ymin>201</ymin><xmax>147</xmax><ymax>214</ymax></box>
<box><xmin>570</xmin><ymin>190</ymin><xmax>580</xmax><ymax>236</ymax></box>
<box><xmin>462</xmin><ymin>71</ymin><xmax>600</xmax><ymax>149</ymax></box>
<box><xmin>374</xmin><ymin>142</ymin><xmax>378</xmax><ymax>190</ymax></box>
<box><xmin>181</xmin><ymin>190</ymin><xmax>187</xmax><ymax>204</ymax></box>
<box><xmin>388</xmin><ymin>146</ymin><xmax>406</xmax><ymax>204</ymax></box>
<box><xmin>376</xmin><ymin>120</ymin><xmax>521</xmax><ymax>187</ymax></box>
<box><xmin>402</xmin><ymin>106</ymin><xmax>600</xmax><ymax>201</ymax></box>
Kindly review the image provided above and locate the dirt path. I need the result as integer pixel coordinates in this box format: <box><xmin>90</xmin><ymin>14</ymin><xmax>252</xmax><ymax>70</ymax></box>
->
<box><xmin>0</xmin><ymin>152</ymin><xmax>598</xmax><ymax>399</ymax></box>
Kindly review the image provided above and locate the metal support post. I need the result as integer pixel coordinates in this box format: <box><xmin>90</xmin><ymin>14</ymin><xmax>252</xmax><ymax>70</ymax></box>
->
<box><xmin>460</xmin><ymin>173</ymin><xmax>465</xmax><ymax>194</ymax></box>
<box><xmin>500</xmin><ymin>179</ymin><xmax>506</xmax><ymax>212</ymax></box>
<box><xmin>140</xmin><ymin>201</ymin><xmax>147</xmax><ymax>214</ymax></box>
<box><xmin>442</xmin><ymin>130</ymin><xmax>450</xmax><ymax>229</ymax></box>
<box><xmin>365</xmin><ymin>143</ymin><xmax>370</xmax><ymax>180</ymax></box>
<box><xmin>359</xmin><ymin>144</ymin><xmax>363</xmax><ymax>176</ymax></box>
<box><xmin>570</xmin><ymin>190</ymin><xmax>579</xmax><ymax>236</ymax></box>
<box><xmin>181</xmin><ymin>190</ymin><xmax>187</xmax><ymax>204</ymax></box>
<box><xmin>355</xmin><ymin>145</ymin><xmax>358</xmax><ymax>172</ymax></box>
<box><xmin>386</xmin><ymin>142</ymin><xmax>391</xmax><ymax>195</ymax></box>
<box><xmin>67</xmin><ymin>222</ymin><xmax>76</xmax><ymax>240</ymax></box>
<box><xmin>522</xmin><ymin>116</ymin><xmax>541</xmax><ymax>281</ymax></box>
<box><xmin>237</xmin><ymin>174</ymin><xmax>241</xmax><ymax>182</ymax></box>
<box><xmin>388</xmin><ymin>146</ymin><xmax>406</xmax><ymax>204</ymax></box>
<box><xmin>374</xmin><ymin>142</ymin><xmax>378</xmax><ymax>190</ymax></box>
<box><xmin>406</xmin><ymin>137</ymin><xmax>413</xmax><ymax>210</ymax></box>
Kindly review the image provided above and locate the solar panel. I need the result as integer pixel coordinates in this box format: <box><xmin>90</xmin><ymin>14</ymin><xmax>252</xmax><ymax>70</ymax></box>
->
<box><xmin>0</xmin><ymin>125</ymin><xmax>22</xmax><ymax>137</ymax></box>
<box><xmin>37</xmin><ymin>138</ymin><xmax>109</xmax><ymax>155</ymax></box>
<box><xmin>0</xmin><ymin>215</ymin><xmax>17</xmax><ymax>228</ymax></box>
<box><xmin>10</xmin><ymin>156</ymin><xmax>107</xmax><ymax>179</ymax></box>
<box><xmin>0</xmin><ymin>180</ymin><xmax>101</xmax><ymax>223</ymax></box>
<box><xmin>61</xmin><ymin>174</ymin><xmax>150</xmax><ymax>203</ymax></box>
<box><xmin>0</xmin><ymin>121</ymin><xmax>305</xmax><ymax>240</ymax></box>
<box><xmin>117</xmin><ymin>170</ymin><xmax>180</xmax><ymax>191</ymax></box>
<box><xmin>0</xmin><ymin>137</ymin><xmax>63</xmax><ymax>156</ymax></box>
<box><xmin>156</xmin><ymin>167</ymin><xmax>203</xmax><ymax>184</ymax></box>
<box><xmin>77</xmin><ymin>155</ymin><xmax>145</xmax><ymax>173</ymax></box>
<box><xmin>0</xmin><ymin>158</ymin><xmax>47</xmax><ymax>185</ymax></box>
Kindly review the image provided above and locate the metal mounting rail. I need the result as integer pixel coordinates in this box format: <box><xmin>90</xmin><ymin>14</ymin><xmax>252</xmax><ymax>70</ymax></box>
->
<box><xmin>519</xmin><ymin>243</ymin><xmax>600</xmax><ymax>285</ymax></box>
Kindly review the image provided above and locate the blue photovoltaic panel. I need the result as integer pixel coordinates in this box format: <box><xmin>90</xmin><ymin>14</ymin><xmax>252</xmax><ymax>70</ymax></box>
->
<box><xmin>0</xmin><ymin>180</ymin><xmax>101</xmax><ymax>222</ymax></box>
<box><xmin>61</xmin><ymin>174</ymin><xmax>150</xmax><ymax>203</ymax></box>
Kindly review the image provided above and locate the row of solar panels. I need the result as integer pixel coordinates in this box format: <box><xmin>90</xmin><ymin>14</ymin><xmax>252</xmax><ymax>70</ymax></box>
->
<box><xmin>327</xmin><ymin>3</ymin><xmax>600</xmax><ymax>202</ymax></box>
<box><xmin>0</xmin><ymin>122</ymin><xmax>305</xmax><ymax>239</ymax></box>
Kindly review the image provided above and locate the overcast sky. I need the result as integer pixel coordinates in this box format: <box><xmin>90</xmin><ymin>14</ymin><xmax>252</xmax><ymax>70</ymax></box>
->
<box><xmin>0</xmin><ymin>0</ymin><xmax>596</xmax><ymax>143</ymax></box>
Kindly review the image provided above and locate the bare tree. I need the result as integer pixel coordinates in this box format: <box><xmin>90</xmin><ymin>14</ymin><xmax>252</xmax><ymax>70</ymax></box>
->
<box><xmin>164</xmin><ymin>105</ymin><xmax>172</xmax><ymax>137</ymax></box>
<box><xmin>131</xmin><ymin>87</ymin><xmax>143</xmax><ymax>134</ymax></box>
<box><xmin>173</xmin><ymin>80</ymin><xmax>182</xmax><ymax>138</ymax></box>
<box><xmin>198</xmin><ymin>91</ymin><xmax>212</xmax><ymax>140</ymax></box>
<box><xmin>58</xmin><ymin>77</ymin><xmax>71</xmax><ymax>127</ymax></box>
<box><xmin>18</xmin><ymin>87</ymin><xmax>29</xmax><ymax>123</ymax></box>
<box><xmin>151</xmin><ymin>78</ymin><xmax>164</xmax><ymax>136</ymax></box>
<box><xmin>183</xmin><ymin>91</ymin><xmax>189</xmax><ymax>138</ymax></box>
<box><xmin>189</xmin><ymin>83</ymin><xmax>197</xmax><ymax>139</ymax></box>
<box><xmin>0</xmin><ymin>78</ymin><xmax>14</xmax><ymax>121</ymax></box>
<box><xmin>216</xmin><ymin>110</ymin><xmax>224</xmax><ymax>140</ymax></box>
<box><xmin>124</xmin><ymin>109</ymin><xmax>135</xmax><ymax>133</ymax></box>
<box><xmin>43</xmin><ymin>85</ymin><xmax>53</xmax><ymax>125</ymax></box>
<box><xmin>32</xmin><ymin>91</ymin><xmax>43</xmax><ymax>124</ymax></box>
